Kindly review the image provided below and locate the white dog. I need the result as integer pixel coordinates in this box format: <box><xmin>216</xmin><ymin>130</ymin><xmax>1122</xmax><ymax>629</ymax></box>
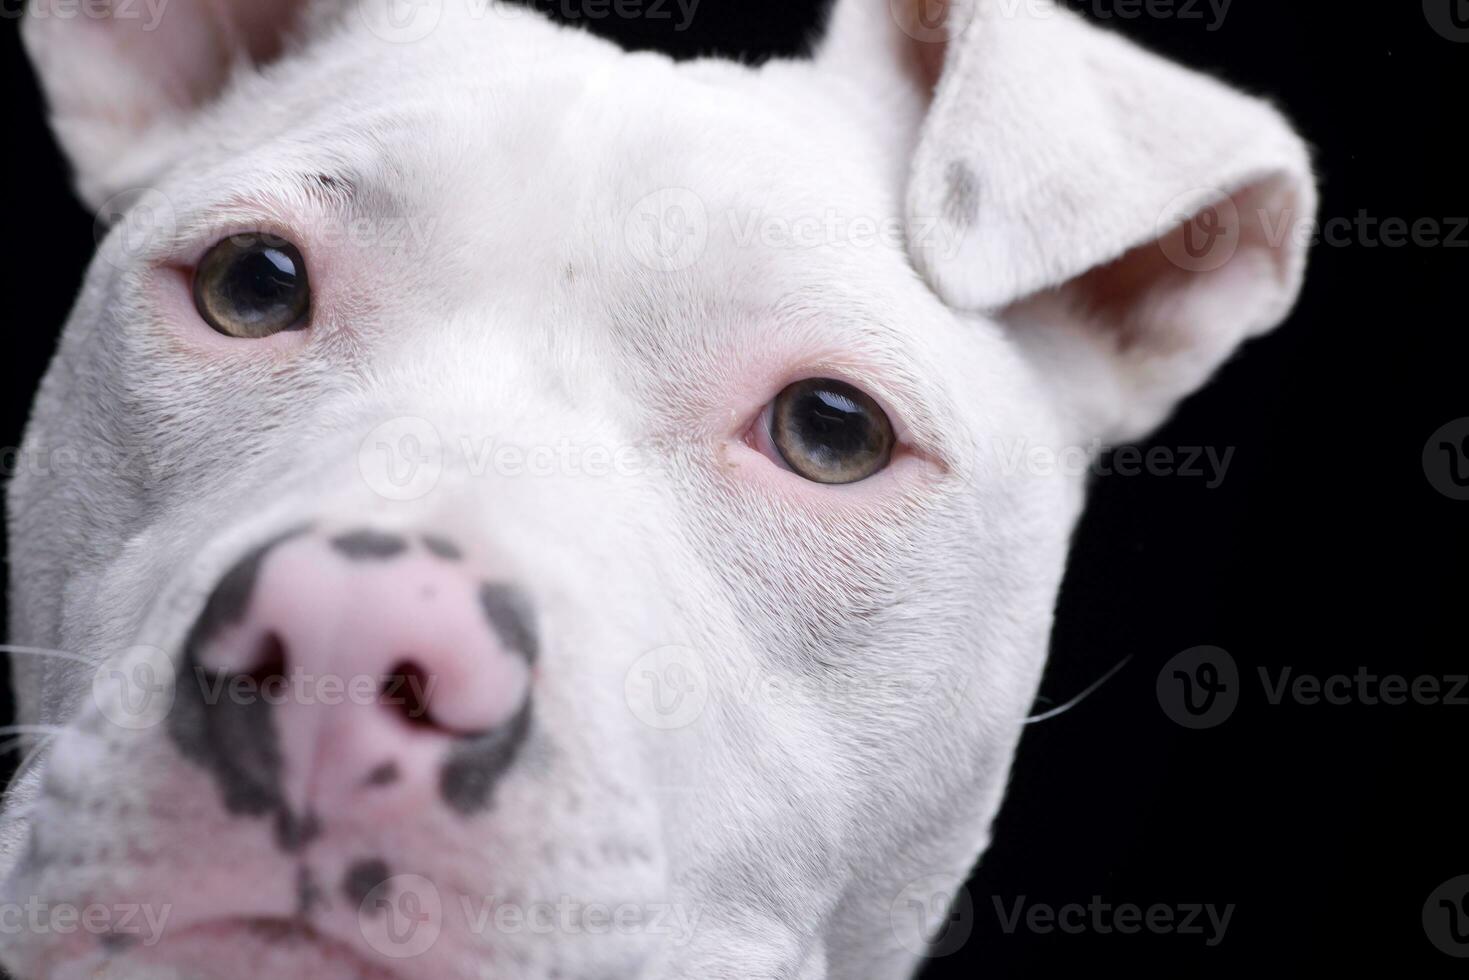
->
<box><xmin>2</xmin><ymin>0</ymin><xmax>1314</xmax><ymax>976</ymax></box>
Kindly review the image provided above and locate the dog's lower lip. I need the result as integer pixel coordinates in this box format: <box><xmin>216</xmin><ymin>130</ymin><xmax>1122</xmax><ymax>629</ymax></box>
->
<box><xmin>238</xmin><ymin>914</ymin><xmax>324</xmax><ymax>942</ymax></box>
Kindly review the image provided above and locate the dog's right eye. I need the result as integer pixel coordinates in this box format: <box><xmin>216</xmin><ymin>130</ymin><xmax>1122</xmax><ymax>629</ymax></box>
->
<box><xmin>192</xmin><ymin>235</ymin><xmax>312</xmax><ymax>339</ymax></box>
<box><xmin>766</xmin><ymin>378</ymin><xmax>896</xmax><ymax>484</ymax></box>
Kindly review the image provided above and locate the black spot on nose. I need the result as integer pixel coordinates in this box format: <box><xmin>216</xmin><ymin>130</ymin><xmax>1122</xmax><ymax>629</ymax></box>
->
<box><xmin>344</xmin><ymin>858</ymin><xmax>392</xmax><ymax>908</ymax></box>
<box><xmin>296</xmin><ymin>866</ymin><xmax>323</xmax><ymax>917</ymax></box>
<box><xmin>276</xmin><ymin>809</ymin><xmax>321</xmax><ymax>853</ymax></box>
<box><xmin>364</xmin><ymin>761</ymin><xmax>400</xmax><ymax>787</ymax></box>
<box><xmin>421</xmin><ymin>534</ymin><xmax>464</xmax><ymax>560</ymax></box>
<box><xmin>168</xmin><ymin>526</ymin><xmax>312</xmax><ymax>845</ymax></box>
<box><xmin>186</xmin><ymin>526</ymin><xmax>310</xmax><ymax>654</ymax></box>
<box><xmin>331</xmin><ymin>529</ymin><xmax>408</xmax><ymax>560</ymax></box>
<box><xmin>479</xmin><ymin>583</ymin><xmax>538</xmax><ymax>664</ymax></box>
<box><xmin>440</xmin><ymin>702</ymin><xmax>532</xmax><ymax>817</ymax></box>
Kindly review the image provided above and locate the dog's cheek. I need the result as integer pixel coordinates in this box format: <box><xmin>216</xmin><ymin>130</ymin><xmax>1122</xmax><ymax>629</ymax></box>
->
<box><xmin>691</xmin><ymin>442</ymin><xmax>951</xmax><ymax>659</ymax></box>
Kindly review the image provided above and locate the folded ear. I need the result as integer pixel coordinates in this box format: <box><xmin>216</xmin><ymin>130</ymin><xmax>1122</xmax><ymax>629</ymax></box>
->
<box><xmin>23</xmin><ymin>0</ymin><xmax>318</xmax><ymax>209</ymax></box>
<box><xmin>821</xmin><ymin>0</ymin><xmax>1317</xmax><ymax>443</ymax></box>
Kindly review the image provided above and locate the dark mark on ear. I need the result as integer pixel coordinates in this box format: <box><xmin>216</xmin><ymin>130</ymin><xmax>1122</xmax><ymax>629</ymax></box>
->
<box><xmin>344</xmin><ymin>858</ymin><xmax>392</xmax><ymax>908</ymax></box>
<box><xmin>441</xmin><ymin>702</ymin><xmax>532</xmax><ymax>817</ymax></box>
<box><xmin>331</xmin><ymin>529</ymin><xmax>408</xmax><ymax>560</ymax></box>
<box><xmin>943</xmin><ymin>159</ymin><xmax>980</xmax><ymax>228</ymax></box>
<box><xmin>422</xmin><ymin>534</ymin><xmax>464</xmax><ymax>561</ymax></box>
<box><xmin>479</xmin><ymin>583</ymin><xmax>538</xmax><ymax>664</ymax></box>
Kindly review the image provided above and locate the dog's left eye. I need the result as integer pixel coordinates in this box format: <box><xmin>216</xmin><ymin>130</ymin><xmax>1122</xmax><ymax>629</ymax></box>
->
<box><xmin>192</xmin><ymin>235</ymin><xmax>312</xmax><ymax>338</ymax></box>
<box><xmin>767</xmin><ymin>378</ymin><xmax>895</xmax><ymax>484</ymax></box>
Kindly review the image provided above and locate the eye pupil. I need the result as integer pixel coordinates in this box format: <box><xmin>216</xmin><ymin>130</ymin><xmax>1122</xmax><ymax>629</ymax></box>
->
<box><xmin>243</xmin><ymin>248</ymin><xmax>298</xmax><ymax>296</ymax></box>
<box><xmin>193</xmin><ymin>236</ymin><xmax>311</xmax><ymax>339</ymax></box>
<box><xmin>797</xmin><ymin>391</ymin><xmax>869</xmax><ymax>452</ymax></box>
<box><xmin>223</xmin><ymin>247</ymin><xmax>299</xmax><ymax>309</ymax></box>
<box><xmin>772</xmin><ymin>379</ymin><xmax>895</xmax><ymax>484</ymax></box>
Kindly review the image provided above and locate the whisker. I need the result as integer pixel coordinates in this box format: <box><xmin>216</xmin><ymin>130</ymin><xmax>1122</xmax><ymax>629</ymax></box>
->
<box><xmin>0</xmin><ymin>726</ymin><xmax>67</xmax><ymax>740</ymax></box>
<box><xmin>0</xmin><ymin>736</ymin><xmax>35</xmax><ymax>759</ymax></box>
<box><xmin>0</xmin><ymin>724</ymin><xmax>107</xmax><ymax>761</ymax></box>
<box><xmin>10</xmin><ymin>732</ymin><xmax>60</xmax><ymax>785</ymax></box>
<box><xmin>0</xmin><ymin>645</ymin><xmax>92</xmax><ymax>665</ymax></box>
<box><xmin>1024</xmin><ymin>655</ymin><xmax>1134</xmax><ymax>724</ymax></box>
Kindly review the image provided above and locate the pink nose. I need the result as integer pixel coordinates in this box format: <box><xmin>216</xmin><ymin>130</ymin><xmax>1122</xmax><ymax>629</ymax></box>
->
<box><xmin>169</xmin><ymin>528</ymin><xmax>537</xmax><ymax>844</ymax></box>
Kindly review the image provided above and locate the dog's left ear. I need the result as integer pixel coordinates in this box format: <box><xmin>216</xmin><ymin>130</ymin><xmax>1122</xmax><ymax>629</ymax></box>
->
<box><xmin>821</xmin><ymin>0</ymin><xmax>1317</xmax><ymax>443</ymax></box>
<box><xmin>23</xmin><ymin>0</ymin><xmax>319</xmax><ymax>210</ymax></box>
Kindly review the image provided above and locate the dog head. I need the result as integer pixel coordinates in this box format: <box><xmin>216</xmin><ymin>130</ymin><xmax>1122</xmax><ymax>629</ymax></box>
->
<box><xmin>3</xmin><ymin>1</ymin><xmax>1313</xmax><ymax>976</ymax></box>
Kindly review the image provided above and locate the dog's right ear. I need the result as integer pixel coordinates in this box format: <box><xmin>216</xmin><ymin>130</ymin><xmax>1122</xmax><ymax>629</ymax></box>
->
<box><xmin>23</xmin><ymin>0</ymin><xmax>320</xmax><ymax>209</ymax></box>
<box><xmin>817</xmin><ymin>0</ymin><xmax>1316</xmax><ymax>445</ymax></box>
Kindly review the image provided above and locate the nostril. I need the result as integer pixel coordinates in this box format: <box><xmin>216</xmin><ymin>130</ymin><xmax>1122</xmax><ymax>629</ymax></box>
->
<box><xmin>246</xmin><ymin>632</ymin><xmax>289</xmax><ymax>690</ymax></box>
<box><xmin>382</xmin><ymin>661</ymin><xmax>435</xmax><ymax>730</ymax></box>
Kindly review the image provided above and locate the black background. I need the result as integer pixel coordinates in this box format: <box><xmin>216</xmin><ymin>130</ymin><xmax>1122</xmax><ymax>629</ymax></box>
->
<box><xmin>1</xmin><ymin>0</ymin><xmax>1464</xmax><ymax>976</ymax></box>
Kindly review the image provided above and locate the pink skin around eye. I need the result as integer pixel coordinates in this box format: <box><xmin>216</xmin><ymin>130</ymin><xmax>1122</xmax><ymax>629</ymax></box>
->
<box><xmin>148</xmin><ymin>207</ymin><xmax>346</xmax><ymax>356</ymax></box>
<box><xmin>152</xmin><ymin>263</ymin><xmax>314</xmax><ymax>356</ymax></box>
<box><xmin>727</xmin><ymin>376</ymin><xmax>941</xmax><ymax>511</ymax></box>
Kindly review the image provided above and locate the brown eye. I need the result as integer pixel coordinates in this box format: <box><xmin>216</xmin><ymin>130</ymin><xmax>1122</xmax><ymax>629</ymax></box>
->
<box><xmin>192</xmin><ymin>235</ymin><xmax>311</xmax><ymax>338</ymax></box>
<box><xmin>770</xmin><ymin>378</ymin><xmax>895</xmax><ymax>484</ymax></box>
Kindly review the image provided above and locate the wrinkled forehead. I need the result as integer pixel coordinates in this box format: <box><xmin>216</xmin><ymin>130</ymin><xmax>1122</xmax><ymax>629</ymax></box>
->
<box><xmin>179</xmin><ymin>9</ymin><xmax>889</xmax><ymax>276</ymax></box>
<box><xmin>150</xmin><ymin>9</ymin><xmax>959</xmax><ymax>427</ymax></box>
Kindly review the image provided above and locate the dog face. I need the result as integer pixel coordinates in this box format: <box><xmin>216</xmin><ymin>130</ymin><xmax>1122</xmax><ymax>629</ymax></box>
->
<box><xmin>2</xmin><ymin>1</ymin><xmax>1314</xmax><ymax>977</ymax></box>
